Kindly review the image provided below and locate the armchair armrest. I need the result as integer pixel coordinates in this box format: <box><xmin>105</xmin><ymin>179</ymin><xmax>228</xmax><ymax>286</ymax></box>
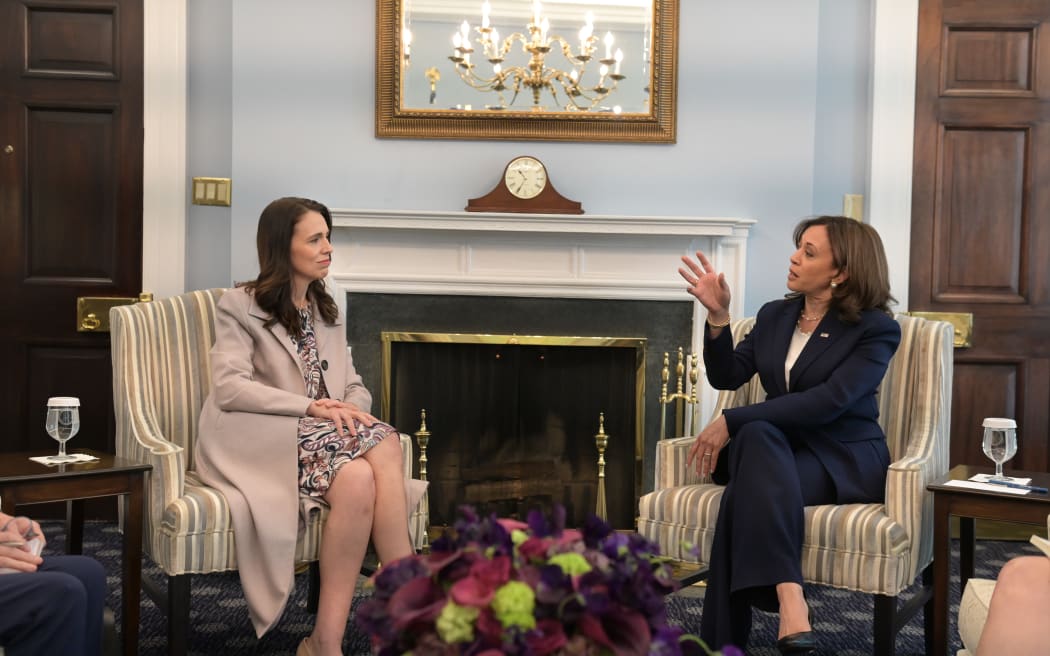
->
<box><xmin>398</xmin><ymin>432</ymin><xmax>429</xmax><ymax>551</ymax></box>
<box><xmin>110</xmin><ymin>309</ymin><xmax>188</xmax><ymax>530</ymax></box>
<box><xmin>654</xmin><ymin>435</ymin><xmax>703</xmax><ymax>490</ymax></box>
<box><xmin>883</xmin><ymin>413</ymin><xmax>950</xmax><ymax>581</ymax></box>
<box><xmin>882</xmin><ymin>315</ymin><xmax>953</xmax><ymax>581</ymax></box>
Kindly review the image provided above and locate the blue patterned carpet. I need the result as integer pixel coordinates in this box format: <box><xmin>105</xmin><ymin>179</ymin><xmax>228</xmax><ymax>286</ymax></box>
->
<box><xmin>41</xmin><ymin>522</ymin><xmax>1041</xmax><ymax>655</ymax></box>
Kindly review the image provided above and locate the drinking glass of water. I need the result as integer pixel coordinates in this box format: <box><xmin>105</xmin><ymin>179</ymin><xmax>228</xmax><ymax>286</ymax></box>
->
<box><xmin>981</xmin><ymin>417</ymin><xmax>1017</xmax><ymax>481</ymax></box>
<box><xmin>45</xmin><ymin>397</ymin><xmax>80</xmax><ymax>463</ymax></box>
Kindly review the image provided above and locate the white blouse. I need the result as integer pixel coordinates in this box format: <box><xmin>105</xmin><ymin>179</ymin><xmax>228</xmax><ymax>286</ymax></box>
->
<box><xmin>785</xmin><ymin>325</ymin><xmax>813</xmax><ymax>388</ymax></box>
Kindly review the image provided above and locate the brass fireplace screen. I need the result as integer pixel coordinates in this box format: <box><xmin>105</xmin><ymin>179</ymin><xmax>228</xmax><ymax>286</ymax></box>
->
<box><xmin>380</xmin><ymin>332</ymin><xmax>645</xmax><ymax>529</ymax></box>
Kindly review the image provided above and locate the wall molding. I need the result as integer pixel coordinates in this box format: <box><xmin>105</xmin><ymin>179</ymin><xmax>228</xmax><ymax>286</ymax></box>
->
<box><xmin>143</xmin><ymin>0</ymin><xmax>187</xmax><ymax>299</ymax></box>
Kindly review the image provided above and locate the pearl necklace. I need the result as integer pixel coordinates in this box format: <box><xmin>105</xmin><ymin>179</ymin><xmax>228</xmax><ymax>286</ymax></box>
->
<box><xmin>796</xmin><ymin>310</ymin><xmax>826</xmax><ymax>336</ymax></box>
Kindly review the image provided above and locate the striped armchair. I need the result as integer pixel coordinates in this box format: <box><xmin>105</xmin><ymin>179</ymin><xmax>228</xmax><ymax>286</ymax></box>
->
<box><xmin>637</xmin><ymin>313</ymin><xmax>954</xmax><ymax>656</ymax></box>
<box><xmin>110</xmin><ymin>289</ymin><xmax>428</xmax><ymax>654</ymax></box>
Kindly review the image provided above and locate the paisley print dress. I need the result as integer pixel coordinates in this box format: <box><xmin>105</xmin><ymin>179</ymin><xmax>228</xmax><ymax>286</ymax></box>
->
<box><xmin>294</xmin><ymin>307</ymin><xmax>395</xmax><ymax>497</ymax></box>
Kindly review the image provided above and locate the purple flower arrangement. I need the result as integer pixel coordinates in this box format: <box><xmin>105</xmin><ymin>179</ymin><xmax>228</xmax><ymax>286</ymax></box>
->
<box><xmin>355</xmin><ymin>505</ymin><xmax>742</xmax><ymax>656</ymax></box>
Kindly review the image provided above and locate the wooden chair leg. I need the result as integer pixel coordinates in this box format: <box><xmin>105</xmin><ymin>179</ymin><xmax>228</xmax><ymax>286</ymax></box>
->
<box><xmin>167</xmin><ymin>573</ymin><xmax>191</xmax><ymax>656</ymax></box>
<box><xmin>873</xmin><ymin>593</ymin><xmax>897</xmax><ymax>656</ymax></box>
<box><xmin>307</xmin><ymin>561</ymin><xmax>321</xmax><ymax>614</ymax></box>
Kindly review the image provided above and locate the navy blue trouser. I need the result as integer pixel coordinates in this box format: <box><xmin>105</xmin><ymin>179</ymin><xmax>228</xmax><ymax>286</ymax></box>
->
<box><xmin>699</xmin><ymin>420</ymin><xmax>838</xmax><ymax>651</ymax></box>
<box><xmin>0</xmin><ymin>555</ymin><xmax>106</xmax><ymax>656</ymax></box>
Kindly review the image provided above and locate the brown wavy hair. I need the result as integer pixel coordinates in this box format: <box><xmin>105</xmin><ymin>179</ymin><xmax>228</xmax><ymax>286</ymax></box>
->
<box><xmin>240</xmin><ymin>197</ymin><xmax>339</xmax><ymax>335</ymax></box>
<box><xmin>786</xmin><ymin>215</ymin><xmax>896</xmax><ymax>323</ymax></box>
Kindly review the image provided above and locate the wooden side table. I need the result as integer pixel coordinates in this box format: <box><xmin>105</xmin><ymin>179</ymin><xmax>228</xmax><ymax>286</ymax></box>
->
<box><xmin>927</xmin><ymin>464</ymin><xmax>1050</xmax><ymax>656</ymax></box>
<box><xmin>0</xmin><ymin>449</ymin><xmax>151</xmax><ymax>656</ymax></box>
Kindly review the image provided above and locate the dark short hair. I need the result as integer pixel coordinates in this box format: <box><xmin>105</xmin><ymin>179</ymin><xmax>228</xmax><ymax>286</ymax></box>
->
<box><xmin>243</xmin><ymin>196</ymin><xmax>338</xmax><ymax>334</ymax></box>
<box><xmin>789</xmin><ymin>215</ymin><xmax>895</xmax><ymax>322</ymax></box>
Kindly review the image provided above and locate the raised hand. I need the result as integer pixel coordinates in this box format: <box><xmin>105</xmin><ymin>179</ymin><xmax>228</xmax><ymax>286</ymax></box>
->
<box><xmin>679</xmin><ymin>251</ymin><xmax>731</xmax><ymax>320</ymax></box>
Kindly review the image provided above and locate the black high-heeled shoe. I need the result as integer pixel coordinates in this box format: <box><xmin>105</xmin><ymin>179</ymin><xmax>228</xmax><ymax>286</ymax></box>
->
<box><xmin>776</xmin><ymin>602</ymin><xmax>816</xmax><ymax>654</ymax></box>
<box><xmin>776</xmin><ymin>631</ymin><xmax>816</xmax><ymax>654</ymax></box>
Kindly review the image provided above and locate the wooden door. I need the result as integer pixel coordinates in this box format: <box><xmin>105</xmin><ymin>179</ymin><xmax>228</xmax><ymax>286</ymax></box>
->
<box><xmin>912</xmin><ymin>0</ymin><xmax>1050</xmax><ymax>472</ymax></box>
<box><xmin>0</xmin><ymin>0</ymin><xmax>143</xmax><ymax>457</ymax></box>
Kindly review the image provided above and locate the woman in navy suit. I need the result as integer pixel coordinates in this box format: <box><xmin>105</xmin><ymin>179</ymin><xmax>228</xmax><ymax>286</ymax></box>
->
<box><xmin>678</xmin><ymin>215</ymin><xmax>900</xmax><ymax>654</ymax></box>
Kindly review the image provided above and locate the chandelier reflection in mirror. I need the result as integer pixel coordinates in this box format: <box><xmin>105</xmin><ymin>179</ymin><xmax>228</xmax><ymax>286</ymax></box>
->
<box><xmin>403</xmin><ymin>0</ymin><xmax>651</xmax><ymax>113</ymax></box>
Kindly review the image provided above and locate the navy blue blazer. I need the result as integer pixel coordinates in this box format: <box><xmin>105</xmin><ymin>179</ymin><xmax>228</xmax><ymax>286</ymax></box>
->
<box><xmin>704</xmin><ymin>297</ymin><xmax>901</xmax><ymax>503</ymax></box>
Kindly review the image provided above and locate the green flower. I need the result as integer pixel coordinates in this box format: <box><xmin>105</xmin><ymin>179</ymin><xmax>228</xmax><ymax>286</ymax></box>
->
<box><xmin>435</xmin><ymin>601</ymin><xmax>480</xmax><ymax>643</ymax></box>
<box><xmin>511</xmin><ymin>528</ymin><xmax>529</xmax><ymax>547</ymax></box>
<box><xmin>547</xmin><ymin>552</ymin><xmax>592</xmax><ymax>576</ymax></box>
<box><xmin>491</xmin><ymin>580</ymin><xmax>536</xmax><ymax>630</ymax></box>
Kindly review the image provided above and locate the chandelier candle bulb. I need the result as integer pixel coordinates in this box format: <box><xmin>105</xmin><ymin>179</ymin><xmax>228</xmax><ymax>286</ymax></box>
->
<box><xmin>445</xmin><ymin>3</ymin><xmax>627</xmax><ymax>110</ymax></box>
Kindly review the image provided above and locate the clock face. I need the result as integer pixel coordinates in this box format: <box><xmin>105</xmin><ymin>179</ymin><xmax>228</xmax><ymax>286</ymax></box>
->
<box><xmin>504</xmin><ymin>156</ymin><xmax>548</xmax><ymax>200</ymax></box>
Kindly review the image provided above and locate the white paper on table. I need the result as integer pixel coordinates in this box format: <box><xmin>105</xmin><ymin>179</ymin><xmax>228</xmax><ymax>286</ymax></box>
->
<box><xmin>28</xmin><ymin>453</ymin><xmax>100</xmax><ymax>466</ymax></box>
<box><xmin>942</xmin><ymin>479</ymin><xmax>1032</xmax><ymax>495</ymax></box>
<box><xmin>968</xmin><ymin>473</ymin><xmax>1032</xmax><ymax>485</ymax></box>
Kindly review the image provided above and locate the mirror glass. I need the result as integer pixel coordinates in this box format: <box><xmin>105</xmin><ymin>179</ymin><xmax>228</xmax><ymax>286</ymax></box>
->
<box><xmin>377</xmin><ymin>0</ymin><xmax>678</xmax><ymax>142</ymax></box>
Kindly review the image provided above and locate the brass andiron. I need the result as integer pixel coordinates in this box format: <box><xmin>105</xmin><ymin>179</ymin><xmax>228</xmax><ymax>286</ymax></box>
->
<box><xmin>414</xmin><ymin>409</ymin><xmax>431</xmax><ymax>552</ymax></box>
<box><xmin>659</xmin><ymin>347</ymin><xmax>699</xmax><ymax>440</ymax></box>
<box><xmin>415</xmin><ymin>408</ymin><xmax>430</xmax><ymax>482</ymax></box>
<box><xmin>594</xmin><ymin>412</ymin><xmax>608</xmax><ymax>521</ymax></box>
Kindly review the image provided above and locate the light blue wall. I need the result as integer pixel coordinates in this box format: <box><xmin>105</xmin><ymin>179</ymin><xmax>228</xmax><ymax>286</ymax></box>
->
<box><xmin>187</xmin><ymin>0</ymin><xmax>874</xmax><ymax>315</ymax></box>
<box><xmin>186</xmin><ymin>0</ymin><xmax>232</xmax><ymax>291</ymax></box>
<box><xmin>812</xmin><ymin>0</ymin><xmax>873</xmax><ymax>216</ymax></box>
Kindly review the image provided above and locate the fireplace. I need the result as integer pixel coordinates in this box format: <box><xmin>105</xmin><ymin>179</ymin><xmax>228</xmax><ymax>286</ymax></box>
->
<box><xmin>381</xmin><ymin>332</ymin><xmax>643</xmax><ymax>529</ymax></box>
<box><xmin>330</xmin><ymin>208</ymin><xmax>754</xmax><ymax>525</ymax></box>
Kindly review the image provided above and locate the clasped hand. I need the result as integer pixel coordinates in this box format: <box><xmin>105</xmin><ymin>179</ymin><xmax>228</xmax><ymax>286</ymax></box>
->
<box><xmin>686</xmin><ymin>415</ymin><xmax>730</xmax><ymax>479</ymax></box>
<box><xmin>306</xmin><ymin>398</ymin><xmax>376</xmax><ymax>437</ymax></box>
<box><xmin>0</xmin><ymin>515</ymin><xmax>45</xmax><ymax>573</ymax></box>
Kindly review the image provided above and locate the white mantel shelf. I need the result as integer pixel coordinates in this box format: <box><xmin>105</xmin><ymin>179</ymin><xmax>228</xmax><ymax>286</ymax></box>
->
<box><xmin>328</xmin><ymin>208</ymin><xmax>753</xmax><ymax>305</ymax></box>
<box><xmin>331</xmin><ymin>209</ymin><xmax>755</xmax><ymax>237</ymax></box>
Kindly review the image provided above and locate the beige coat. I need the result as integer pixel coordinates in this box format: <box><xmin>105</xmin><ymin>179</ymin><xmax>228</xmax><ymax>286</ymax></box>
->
<box><xmin>194</xmin><ymin>287</ymin><xmax>372</xmax><ymax>636</ymax></box>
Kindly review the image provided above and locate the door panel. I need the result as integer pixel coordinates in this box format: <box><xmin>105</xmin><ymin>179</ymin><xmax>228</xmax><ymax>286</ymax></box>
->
<box><xmin>0</xmin><ymin>0</ymin><xmax>142</xmax><ymax>463</ymax></box>
<box><xmin>936</xmin><ymin>128</ymin><xmax>1025</xmax><ymax>300</ymax></box>
<box><xmin>26</xmin><ymin>6</ymin><xmax>119</xmax><ymax>79</ymax></box>
<box><xmin>949</xmin><ymin>361</ymin><xmax>1019</xmax><ymax>466</ymax></box>
<box><xmin>28</xmin><ymin>107</ymin><xmax>118</xmax><ymax>279</ymax></box>
<box><xmin>913</xmin><ymin>0</ymin><xmax>1050</xmax><ymax>472</ymax></box>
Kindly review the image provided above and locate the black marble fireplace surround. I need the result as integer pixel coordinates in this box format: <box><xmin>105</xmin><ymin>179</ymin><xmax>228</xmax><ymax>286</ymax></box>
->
<box><xmin>345</xmin><ymin>292</ymin><xmax>693</xmax><ymax>529</ymax></box>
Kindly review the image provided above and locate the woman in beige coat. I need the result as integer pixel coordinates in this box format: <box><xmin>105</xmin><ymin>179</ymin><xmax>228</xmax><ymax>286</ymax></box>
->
<box><xmin>195</xmin><ymin>197</ymin><xmax>413</xmax><ymax>656</ymax></box>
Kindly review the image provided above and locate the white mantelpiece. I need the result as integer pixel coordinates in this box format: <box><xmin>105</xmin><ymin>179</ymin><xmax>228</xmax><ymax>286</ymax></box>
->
<box><xmin>329</xmin><ymin>208</ymin><xmax>754</xmax><ymax>426</ymax></box>
<box><xmin>330</xmin><ymin>209</ymin><xmax>753</xmax><ymax>301</ymax></box>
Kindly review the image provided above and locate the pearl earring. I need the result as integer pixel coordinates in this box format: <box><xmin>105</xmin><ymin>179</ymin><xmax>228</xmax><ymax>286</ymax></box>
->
<box><xmin>830</xmin><ymin>281</ymin><xmax>838</xmax><ymax>288</ymax></box>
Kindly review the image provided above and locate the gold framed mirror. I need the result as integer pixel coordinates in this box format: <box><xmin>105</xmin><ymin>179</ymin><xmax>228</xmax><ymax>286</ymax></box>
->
<box><xmin>376</xmin><ymin>0</ymin><xmax>678</xmax><ymax>142</ymax></box>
